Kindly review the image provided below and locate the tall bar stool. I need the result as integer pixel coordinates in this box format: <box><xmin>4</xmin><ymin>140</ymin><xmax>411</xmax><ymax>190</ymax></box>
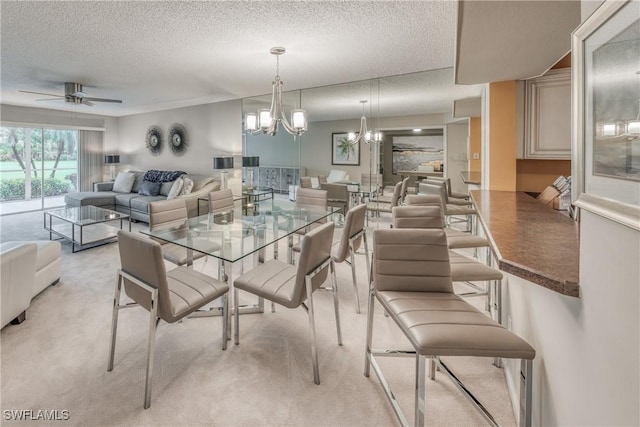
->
<box><xmin>418</xmin><ymin>182</ymin><xmax>477</xmax><ymax>232</ymax></box>
<box><xmin>365</xmin><ymin>228</ymin><xmax>535</xmax><ymax>427</ymax></box>
<box><xmin>426</xmin><ymin>176</ymin><xmax>470</xmax><ymax>201</ymax></box>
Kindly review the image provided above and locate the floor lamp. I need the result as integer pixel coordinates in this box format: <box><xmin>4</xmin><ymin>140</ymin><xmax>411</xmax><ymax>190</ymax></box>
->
<box><xmin>242</xmin><ymin>156</ymin><xmax>259</xmax><ymax>189</ymax></box>
<box><xmin>213</xmin><ymin>156</ymin><xmax>234</xmax><ymax>190</ymax></box>
<box><xmin>105</xmin><ymin>155</ymin><xmax>120</xmax><ymax>181</ymax></box>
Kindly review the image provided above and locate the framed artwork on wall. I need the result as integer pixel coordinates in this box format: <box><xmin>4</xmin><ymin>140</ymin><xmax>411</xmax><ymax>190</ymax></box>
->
<box><xmin>332</xmin><ymin>133</ymin><xmax>360</xmax><ymax>165</ymax></box>
<box><xmin>572</xmin><ymin>0</ymin><xmax>640</xmax><ymax>230</ymax></box>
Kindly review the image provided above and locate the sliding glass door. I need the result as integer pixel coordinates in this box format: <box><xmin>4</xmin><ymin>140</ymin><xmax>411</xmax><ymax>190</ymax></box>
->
<box><xmin>0</xmin><ymin>126</ymin><xmax>78</xmax><ymax>215</ymax></box>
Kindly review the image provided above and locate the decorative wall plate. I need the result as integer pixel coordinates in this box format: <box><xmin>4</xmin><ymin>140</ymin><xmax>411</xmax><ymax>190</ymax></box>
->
<box><xmin>146</xmin><ymin>126</ymin><xmax>163</xmax><ymax>155</ymax></box>
<box><xmin>168</xmin><ymin>123</ymin><xmax>188</xmax><ymax>156</ymax></box>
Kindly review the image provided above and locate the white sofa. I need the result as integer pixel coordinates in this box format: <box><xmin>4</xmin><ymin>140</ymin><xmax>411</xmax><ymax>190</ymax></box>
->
<box><xmin>326</xmin><ymin>169</ymin><xmax>349</xmax><ymax>183</ymax></box>
<box><xmin>1</xmin><ymin>240</ymin><xmax>62</xmax><ymax>328</ymax></box>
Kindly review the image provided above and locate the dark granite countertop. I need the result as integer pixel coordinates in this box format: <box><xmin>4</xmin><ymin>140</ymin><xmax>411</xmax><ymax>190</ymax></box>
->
<box><xmin>470</xmin><ymin>190</ymin><xmax>580</xmax><ymax>297</ymax></box>
<box><xmin>460</xmin><ymin>171</ymin><xmax>481</xmax><ymax>185</ymax></box>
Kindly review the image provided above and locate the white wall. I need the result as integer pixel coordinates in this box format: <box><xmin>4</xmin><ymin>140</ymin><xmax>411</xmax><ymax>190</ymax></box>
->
<box><xmin>115</xmin><ymin>100</ymin><xmax>242</xmax><ymax>179</ymax></box>
<box><xmin>244</xmin><ymin>131</ymin><xmax>299</xmax><ymax>168</ymax></box>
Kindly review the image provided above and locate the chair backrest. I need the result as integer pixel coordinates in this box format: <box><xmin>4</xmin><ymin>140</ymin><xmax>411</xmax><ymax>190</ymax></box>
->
<box><xmin>389</xmin><ymin>181</ymin><xmax>403</xmax><ymax>207</ymax></box>
<box><xmin>293</xmin><ymin>222</ymin><xmax>335</xmax><ymax>305</ymax></box>
<box><xmin>405</xmin><ymin>194</ymin><xmax>446</xmax><ymax>227</ymax></box>
<box><xmin>400</xmin><ymin>177</ymin><xmax>409</xmax><ymax>201</ymax></box>
<box><xmin>361</xmin><ymin>173</ymin><xmax>382</xmax><ymax>186</ymax></box>
<box><xmin>149</xmin><ymin>199</ymin><xmax>188</xmax><ymax>232</ymax></box>
<box><xmin>208</xmin><ymin>189</ymin><xmax>234</xmax><ymax>214</ymax></box>
<box><xmin>320</xmin><ymin>183</ymin><xmax>349</xmax><ymax>215</ymax></box>
<box><xmin>418</xmin><ymin>183</ymin><xmax>447</xmax><ymax>210</ymax></box>
<box><xmin>373</xmin><ymin>228</ymin><xmax>452</xmax><ymax>293</ymax></box>
<box><xmin>296</xmin><ymin>188</ymin><xmax>328</xmax><ymax>209</ymax></box>
<box><xmin>318</xmin><ymin>175</ymin><xmax>327</xmax><ymax>185</ymax></box>
<box><xmin>300</xmin><ymin>176</ymin><xmax>313</xmax><ymax>188</ymax></box>
<box><xmin>117</xmin><ymin>230</ymin><xmax>173</xmax><ymax>320</ymax></box>
<box><xmin>392</xmin><ymin>206</ymin><xmax>444</xmax><ymax>229</ymax></box>
<box><xmin>334</xmin><ymin>203</ymin><xmax>367</xmax><ymax>262</ymax></box>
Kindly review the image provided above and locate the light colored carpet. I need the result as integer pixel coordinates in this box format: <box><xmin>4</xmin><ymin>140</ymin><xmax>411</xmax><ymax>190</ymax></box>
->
<box><xmin>1</xmin><ymin>209</ymin><xmax>516</xmax><ymax>426</ymax></box>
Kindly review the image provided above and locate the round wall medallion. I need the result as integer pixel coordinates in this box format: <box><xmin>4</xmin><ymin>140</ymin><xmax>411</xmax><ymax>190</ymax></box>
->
<box><xmin>146</xmin><ymin>126</ymin><xmax>163</xmax><ymax>155</ymax></box>
<box><xmin>168</xmin><ymin>123</ymin><xmax>188</xmax><ymax>156</ymax></box>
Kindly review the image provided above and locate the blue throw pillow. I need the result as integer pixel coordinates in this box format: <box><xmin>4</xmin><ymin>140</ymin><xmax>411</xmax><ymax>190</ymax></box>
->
<box><xmin>138</xmin><ymin>180</ymin><xmax>161</xmax><ymax>196</ymax></box>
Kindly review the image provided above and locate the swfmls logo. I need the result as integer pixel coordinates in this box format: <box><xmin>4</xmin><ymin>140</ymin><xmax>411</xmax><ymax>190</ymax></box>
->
<box><xmin>3</xmin><ymin>409</ymin><xmax>70</xmax><ymax>421</ymax></box>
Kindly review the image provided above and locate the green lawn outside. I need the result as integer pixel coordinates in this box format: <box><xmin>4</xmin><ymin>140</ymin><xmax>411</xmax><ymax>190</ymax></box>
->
<box><xmin>0</xmin><ymin>160</ymin><xmax>77</xmax><ymax>179</ymax></box>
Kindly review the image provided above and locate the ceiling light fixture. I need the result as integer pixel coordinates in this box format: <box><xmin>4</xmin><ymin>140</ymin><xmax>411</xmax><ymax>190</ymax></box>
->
<box><xmin>244</xmin><ymin>47</ymin><xmax>307</xmax><ymax>136</ymax></box>
<box><xmin>348</xmin><ymin>100</ymin><xmax>382</xmax><ymax>145</ymax></box>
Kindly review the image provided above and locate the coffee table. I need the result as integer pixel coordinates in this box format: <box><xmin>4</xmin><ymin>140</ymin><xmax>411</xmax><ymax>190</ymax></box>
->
<box><xmin>44</xmin><ymin>206</ymin><xmax>131</xmax><ymax>253</ymax></box>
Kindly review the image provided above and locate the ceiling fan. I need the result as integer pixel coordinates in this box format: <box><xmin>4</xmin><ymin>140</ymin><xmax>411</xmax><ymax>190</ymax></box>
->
<box><xmin>19</xmin><ymin>82</ymin><xmax>122</xmax><ymax>106</ymax></box>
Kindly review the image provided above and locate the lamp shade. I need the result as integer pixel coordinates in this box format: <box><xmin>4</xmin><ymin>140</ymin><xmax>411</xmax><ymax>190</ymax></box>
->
<box><xmin>104</xmin><ymin>155</ymin><xmax>120</xmax><ymax>164</ymax></box>
<box><xmin>213</xmin><ymin>156</ymin><xmax>234</xmax><ymax>170</ymax></box>
<box><xmin>242</xmin><ymin>156</ymin><xmax>259</xmax><ymax>167</ymax></box>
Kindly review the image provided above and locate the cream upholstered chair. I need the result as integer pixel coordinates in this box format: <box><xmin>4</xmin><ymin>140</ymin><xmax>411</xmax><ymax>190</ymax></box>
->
<box><xmin>406</xmin><ymin>194</ymin><xmax>490</xmax><ymax>260</ymax></box>
<box><xmin>1</xmin><ymin>243</ymin><xmax>37</xmax><ymax>328</ymax></box>
<box><xmin>418</xmin><ymin>182</ymin><xmax>476</xmax><ymax>232</ymax></box>
<box><xmin>317</xmin><ymin>175</ymin><xmax>327</xmax><ymax>186</ymax></box>
<box><xmin>108</xmin><ymin>230</ymin><xmax>229</xmax><ymax>409</ymax></box>
<box><xmin>366</xmin><ymin>180</ymin><xmax>402</xmax><ymax>217</ymax></box>
<box><xmin>427</xmin><ymin>176</ymin><xmax>469</xmax><ymax>201</ymax></box>
<box><xmin>320</xmin><ymin>183</ymin><xmax>349</xmax><ymax>216</ymax></box>
<box><xmin>208</xmin><ymin>188</ymin><xmax>234</xmax><ymax>214</ymax></box>
<box><xmin>299</xmin><ymin>176</ymin><xmax>313</xmax><ymax>188</ymax></box>
<box><xmin>391</xmin><ymin>205</ymin><xmax>504</xmax><ymax>325</ymax></box>
<box><xmin>234</xmin><ymin>222</ymin><xmax>341</xmax><ymax>385</ymax></box>
<box><xmin>284</xmin><ymin>188</ymin><xmax>329</xmax><ymax>264</ymax></box>
<box><xmin>365</xmin><ymin>228</ymin><xmax>535</xmax><ymax>427</ymax></box>
<box><xmin>148</xmin><ymin>199</ymin><xmax>220</xmax><ymax>266</ymax></box>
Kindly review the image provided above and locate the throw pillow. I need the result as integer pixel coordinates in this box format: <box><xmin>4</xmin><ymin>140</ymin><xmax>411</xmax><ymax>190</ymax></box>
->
<box><xmin>138</xmin><ymin>180</ymin><xmax>161</xmax><ymax>196</ymax></box>
<box><xmin>166</xmin><ymin>177</ymin><xmax>184</xmax><ymax>200</ymax></box>
<box><xmin>112</xmin><ymin>172</ymin><xmax>136</xmax><ymax>193</ymax></box>
<box><xmin>180</xmin><ymin>177</ymin><xmax>194</xmax><ymax>196</ymax></box>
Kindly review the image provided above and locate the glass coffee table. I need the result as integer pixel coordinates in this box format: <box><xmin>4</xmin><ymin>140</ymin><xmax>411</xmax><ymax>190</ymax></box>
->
<box><xmin>44</xmin><ymin>206</ymin><xmax>131</xmax><ymax>253</ymax></box>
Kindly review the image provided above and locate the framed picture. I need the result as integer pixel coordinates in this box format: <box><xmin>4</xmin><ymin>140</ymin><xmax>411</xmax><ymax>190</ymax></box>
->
<box><xmin>572</xmin><ymin>0</ymin><xmax>640</xmax><ymax>231</ymax></box>
<box><xmin>391</xmin><ymin>129</ymin><xmax>444</xmax><ymax>174</ymax></box>
<box><xmin>332</xmin><ymin>133</ymin><xmax>360</xmax><ymax>165</ymax></box>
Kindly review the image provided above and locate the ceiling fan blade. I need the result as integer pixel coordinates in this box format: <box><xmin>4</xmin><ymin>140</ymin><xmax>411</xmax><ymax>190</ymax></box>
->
<box><xmin>19</xmin><ymin>90</ymin><xmax>64</xmax><ymax>98</ymax></box>
<box><xmin>81</xmin><ymin>99</ymin><xmax>94</xmax><ymax>106</ymax></box>
<box><xmin>83</xmin><ymin>97</ymin><xmax>122</xmax><ymax>103</ymax></box>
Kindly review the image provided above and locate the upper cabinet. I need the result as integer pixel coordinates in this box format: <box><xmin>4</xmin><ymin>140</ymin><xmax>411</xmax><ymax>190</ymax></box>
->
<box><xmin>522</xmin><ymin>68</ymin><xmax>571</xmax><ymax>159</ymax></box>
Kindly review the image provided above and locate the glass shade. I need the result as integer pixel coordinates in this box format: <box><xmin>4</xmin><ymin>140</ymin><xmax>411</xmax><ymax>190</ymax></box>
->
<box><xmin>348</xmin><ymin>132</ymin><xmax>357</xmax><ymax>141</ymax></box>
<box><xmin>213</xmin><ymin>156</ymin><xmax>234</xmax><ymax>170</ymax></box>
<box><xmin>291</xmin><ymin>109</ymin><xmax>307</xmax><ymax>131</ymax></box>
<box><xmin>245</xmin><ymin>113</ymin><xmax>258</xmax><ymax>131</ymax></box>
<box><xmin>258</xmin><ymin>109</ymin><xmax>272</xmax><ymax>130</ymax></box>
<box><xmin>627</xmin><ymin>120</ymin><xmax>640</xmax><ymax>136</ymax></box>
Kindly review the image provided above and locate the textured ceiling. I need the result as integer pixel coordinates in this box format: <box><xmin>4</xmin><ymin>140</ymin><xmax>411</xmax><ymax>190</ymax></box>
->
<box><xmin>1</xmin><ymin>0</ymin><xmax>465</xmax><ymax>118</ymax></box>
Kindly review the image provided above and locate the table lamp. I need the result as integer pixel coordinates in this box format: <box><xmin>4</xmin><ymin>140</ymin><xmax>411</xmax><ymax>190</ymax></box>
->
<box><xmin>105</xmin><ymin>155</ymin><xmax>120</xmax><ymax>181</ymax></box>
<box><xmin>242</xmin><ymin>156</ymin><xmax>259</xmax><ymax>189</ymax></box>
<box><xmin>213</xmin><ymin>156</ymin><xmax>234</xmax><ymax>190</ymax></box>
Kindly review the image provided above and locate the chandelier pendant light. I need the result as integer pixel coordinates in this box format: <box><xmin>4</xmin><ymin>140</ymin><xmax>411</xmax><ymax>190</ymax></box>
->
<box><xmin>245</xmin><ymin>47</ymin><xmax>307</xmax><ymax>136</ymax></box>
<box><xmin>348</xmin><ymin>100</ymin><xmax>382</xmax><ymax>145</ymax></box>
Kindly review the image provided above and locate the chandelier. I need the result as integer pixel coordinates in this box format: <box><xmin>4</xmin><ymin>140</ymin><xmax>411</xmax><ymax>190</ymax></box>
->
<box><xmin>348</xmin><ymin>100</ymin><xmax>382</xmax><ymax>145</ymax></box>
<box><xmin>244</xmin><ymin>47</ymin><xmax>307</xmax><ymax>136</ymax></box>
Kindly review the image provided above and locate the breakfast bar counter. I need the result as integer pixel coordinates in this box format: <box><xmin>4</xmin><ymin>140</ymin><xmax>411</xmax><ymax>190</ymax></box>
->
<box><xmin>470</xmin><ymin>190</ymin><xmax>580</xmax><ymax>297</ymax></box>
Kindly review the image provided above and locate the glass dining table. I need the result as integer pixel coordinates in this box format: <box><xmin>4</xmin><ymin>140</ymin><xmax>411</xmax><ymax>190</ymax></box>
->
<box><xmin>141</xmin><ymin>199</ymin><xmax>338</xmax><ymax>321</ymax></box>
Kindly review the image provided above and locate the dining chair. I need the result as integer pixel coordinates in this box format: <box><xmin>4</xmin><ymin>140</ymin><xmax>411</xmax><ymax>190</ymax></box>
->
<box><xmin>320</xmin><ymin>182</ymin><xmax>349</xmax><ymax>216</ymax></box>
<box><xmin>299</xmin><ymin>176</ymin><xmax>313</xmax><ymax>188</ymax></box>
<box><xmin>208</xmin><ymin>188</ymin><xmax>234</xmax><ymax>214</ymax></box>
<box><xmin>366</xmin><ymin>180</ymin><xmax>402</xmax><ymax>218</ymax></box>
<box><xmin>365</xmin><ymin>228</ymin><xmax>535</xmax><ymax>427</ymax></box>
<box><xmin>282</xmin><ymin>188</ymin><xmax>329</xmax><ymax>264</ymax></box>
<box><xmin>148</xmin><ymin>199</ymin><xmax>219</xmax><ymax>267</ymax></box>
<box><xmin>418</xmin><ymin>182</ymin><xmax>476</xmax><ymax>232</ymax></box>
<box><xmin>233</xmin><ymin>222</ymin><xmax>341</xmax><ymax>385</ymax></box>
<box><xmin>108</xmin><ymin>230</ymin><xmax>229</xmax><ymax>409</ymax></box>
<box><xmin>405</xmin><ymin>194</ymin><xmax>491</xmax><ymax>262</ymax></box>
<box><xmin>391</xmin><ymin>205</ymin><xmax>504</xmax><ymax>327</ymax></box>
<box><xmin>317</xmin><ymin>175</ymin><xmax>327</xmax><ymax>186</ymax></box>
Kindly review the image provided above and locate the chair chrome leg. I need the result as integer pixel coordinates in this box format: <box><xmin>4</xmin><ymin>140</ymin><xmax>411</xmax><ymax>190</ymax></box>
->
<box><xmin>363</xmin><ymin>286</ymin><xmax>375</xmax><ymax>377</ymax></box>
<box><xmin>221</xmin><ymin>294</ymin><xmax>228</xmax><ymax>351</ymax></box>
<box><xmin>415</xmin><ymin>354</ymin><xmax>426</xmax><ymax>427</ymax></box>
<box><xmin>429</xmin><ymin>356</ymin><xmax>436</xmax><ymax>380</ymax></box>
<box><xmin>271</xmin><ymin>301</ymin><xmax>276</xmax><ymax>313</ymax></box>
<box><xmin>520</xmin><ymin>359</ymin><xmax>533</xmax><ymax>427</ymax></box>
<box><xmin>363</xmin><ymin>232</ymin><xmax>371</xmax><ymax>286</ymax></box>
<box><xmin>107</xmin><ymin>272</ymin><xmax>123</xmax><ymax>372</ymax></box>
<box><xmin>234</xmin><ymin>287</ymin><xmax>240</xmax><ymax>345</ymax></box>
<box><xmin>330</xmin><ymin>260</ymin><xmax>343</xmax><ymax>345</ymax></box>
<box><xmin>305</xmin><ymin>276</ymin><xmax>320</xmax><ymax>385</ymax></box>
<box><xmin>349</xmin><ymin>243</ymin><xmax>361</xmax><ymax>314</ymax></box>
<box><xmin>144</xmin><ymin>289</ymin><xmax>159</xmax><ymax>409</ymax></box>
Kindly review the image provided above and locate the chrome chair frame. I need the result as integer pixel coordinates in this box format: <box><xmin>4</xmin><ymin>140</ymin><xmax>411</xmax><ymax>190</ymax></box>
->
<box><xmin>342</xmin><ymin>228</ymin><xmax>370</xmax><ymax>314</ymax></box>
<box><xmin>234</xmin><ymin>255</ymin><xmax>342</xmax><ymax>385</ymax></box>
<box><xmin>107</xmin><ymin>269</ymin><xmax>228</xmax><ymax>409</ymax></box>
